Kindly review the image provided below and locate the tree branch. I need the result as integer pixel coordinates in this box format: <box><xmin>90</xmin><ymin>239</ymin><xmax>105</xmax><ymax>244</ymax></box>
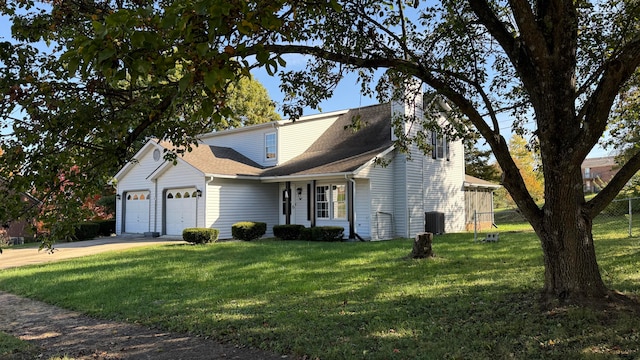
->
<box><xmin>260</xmin><ymin>42</ymin><xmax>543</xmax><ymax>226</ymax></box>
<box><xmin>578</xmin><ymin>36</ymin><xmax>640</xmax><ymax>161</ymax></box>
<box><xmin>586</xmin><ymin>148</ymin><xmax>640</xmax><ymax>217</ymax></box>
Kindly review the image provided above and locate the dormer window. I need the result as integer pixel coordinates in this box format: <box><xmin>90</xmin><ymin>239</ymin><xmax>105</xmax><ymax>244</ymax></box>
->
<box><xmin>265</xmin><ymin>132</ymin><xmax>277</xmax><ymax>160</ymax></box>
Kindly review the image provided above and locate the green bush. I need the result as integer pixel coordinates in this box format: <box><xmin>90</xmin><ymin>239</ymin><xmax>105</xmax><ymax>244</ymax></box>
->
<box><xmin>182</xmin><ymin>228</ymin><xmax>219</xmax><ymax>244</ymax></box>
<box><xmin>73</xmin><ymin>222</ymin><xmax>100</xmax><ymax>241</ymax></box>
<box><xmin>94</xmin><ymin>220</ymin><xmax>116</xmax><ymax>236</ymax></box>
<box><xmin>311</xmin><ymin>226</ymin><xmax>344</xmax><ymax>241</ymax></box>
<box><xmin>232</xmin><ymin>221</ymin><xmax>266</xmax><ymax>241</ymax></box>
<box><xmin>300</xmin><ymin>227</ymin><xmax>313</xmax><ymax>241</ymax></box>
<box><xmin>273</xmin><ymin>224</ymin><xmax>306</xmax><ymax>240</ymax></box>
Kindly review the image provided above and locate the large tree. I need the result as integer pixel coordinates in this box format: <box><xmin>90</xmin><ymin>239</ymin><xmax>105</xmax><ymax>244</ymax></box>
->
<box><xmin>262</xmin><ymin>0</ymin><xmax>640</xmax><ymax>303</ymax></box>
<box><xmin>3</xmin><ymin>1</ymin><xmax>640</xmax><ymax>303</ymax></box>
<box><xmin>0</xmin><ymin>0</ymin><xmax>283</xmax><ymax>242</ymax></box>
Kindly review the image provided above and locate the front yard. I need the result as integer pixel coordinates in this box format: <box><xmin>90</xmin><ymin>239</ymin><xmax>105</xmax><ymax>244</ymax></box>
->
<box><xmin>0</xmin><ymin>231</ymin><xmax>638</xmax><ymax>359</ymax></box>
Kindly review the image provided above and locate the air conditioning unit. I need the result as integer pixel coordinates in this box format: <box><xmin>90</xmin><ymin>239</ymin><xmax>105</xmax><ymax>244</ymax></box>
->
<box><xmin>425</xmin><ymin>212</ymin><xmax>445</xmax><ymax>234</ymax></box>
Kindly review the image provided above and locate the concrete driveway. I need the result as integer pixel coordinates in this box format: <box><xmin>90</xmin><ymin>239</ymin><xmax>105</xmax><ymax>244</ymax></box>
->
<box><xmin>0</xmin><ymin>235</ymin><xmax>186</xmax><ymax>270</ymax></box>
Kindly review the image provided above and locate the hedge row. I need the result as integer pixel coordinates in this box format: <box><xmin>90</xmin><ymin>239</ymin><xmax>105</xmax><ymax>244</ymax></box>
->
<box><xmin>73</xmin><ymin>220</ymin><xmax>116</xmax><ymax>241</ymax></box>
<box><xmin>179</xmin><ymin>222</ymin><xmax>344</xmax><ymax>243</ymax></box>
<box><xmin>232</xmin><ymin>221</ymin><xmax>267</xmax><ymax>241</ymax></box>
<box><xmin>274</xmin><ymin>225</ymin><xmax>344</xmax><ymax>242</ymax></box>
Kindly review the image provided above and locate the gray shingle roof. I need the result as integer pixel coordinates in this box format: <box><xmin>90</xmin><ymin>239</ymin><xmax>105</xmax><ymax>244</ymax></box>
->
<box><xmin>261</xmin><ymin>103</ymin><xmax>392</xmax><ymax>177</ymax></box>
<box><xmin>158</xmin><ymin>141</ymin><xmax>264</xmax><ymax>176</ymax></box>
<box><xmin>158</xmin><ymin>102</ymin><xmax>392</xmax><ymax>178</ymax></box>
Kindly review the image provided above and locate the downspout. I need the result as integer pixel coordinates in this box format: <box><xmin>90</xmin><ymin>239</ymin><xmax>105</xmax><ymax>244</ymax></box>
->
<box><xmin>285</xmin><ymin>181</ymin><xmax>291</xmax><ymax>225</ymax></box>
<box><xmin>346</xmin><ymin>175</ymin><xmax>366</xmax><ymax>241</ymax></box>
<box><xmin>311</xmin><ymin>180</ymin><xmax>316</xmax><ymax>227</ymax></box>
<box><xmin>153</xmin><ymin>179</ymin><xmax>158</xmax><ymax>233</ymax></box>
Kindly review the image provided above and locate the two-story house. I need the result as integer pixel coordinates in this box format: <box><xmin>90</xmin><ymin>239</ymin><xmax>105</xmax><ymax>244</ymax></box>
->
<box><xmin>113</xmin><ymin>96</ymin><xmax>466</xmax><ymax>240</ymax></box>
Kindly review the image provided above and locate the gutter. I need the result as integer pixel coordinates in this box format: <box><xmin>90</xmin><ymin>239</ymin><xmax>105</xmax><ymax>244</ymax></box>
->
<box><xmin>260</xmin><ymin>172</ymin><xmax>355</xmax><ymax>183</ymax></box>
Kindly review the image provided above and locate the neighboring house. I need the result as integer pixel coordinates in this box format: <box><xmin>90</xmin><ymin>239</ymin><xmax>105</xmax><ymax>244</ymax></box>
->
<box><xmin>463</xmin><ymin>175</ymin><xmax>501</xmax><ymax>231</ymax></box>
<box><xmin>581</xmin><ymin>156</ymin><xmax>618</xmax><ymax>193</ymax></box>
<box><xmin>113</xmin><ymin>97</ymin><xmax>467</xmax><ymax>240</ymax></box>
<box><xmin>0</xmin><ymin>180</ymin><xmax>40</xmax><ymax>242</ymax></box>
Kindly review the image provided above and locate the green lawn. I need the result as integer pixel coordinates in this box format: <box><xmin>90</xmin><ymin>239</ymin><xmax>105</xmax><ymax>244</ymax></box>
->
<box><xmin>0</xmin><ymin>233</ymin><xmax>639</xmax><ymax>359</ymax></box>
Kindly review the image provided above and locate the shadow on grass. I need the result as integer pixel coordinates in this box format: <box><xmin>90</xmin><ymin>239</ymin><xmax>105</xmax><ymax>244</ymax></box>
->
<box><xmin>0</xmin><ymin>235</ymin><xmax>638</xmax><ymax>359</ymax></box>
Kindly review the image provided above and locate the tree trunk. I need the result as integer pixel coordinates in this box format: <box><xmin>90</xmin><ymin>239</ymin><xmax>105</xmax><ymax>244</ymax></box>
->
<box><xmin>410</xmin><ymin>232</ymin><xmax>434</xmax><ymax>259</ymax></box>
<box><xmin>534</xmin><ymin>163</ymin><xmax>609</xmax><ymax>302</ymax></box>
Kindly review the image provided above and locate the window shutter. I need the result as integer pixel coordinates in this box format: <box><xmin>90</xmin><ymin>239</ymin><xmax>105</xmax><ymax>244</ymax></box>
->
<box><xmin>431</xmin><ymin>131</ymin><xmax>437</xmax><ymax>159</ymax></box>
<box><xmin>445</xmin><ymin>136</ymin><xmax>450</xmax><ymax>161</ymax></box>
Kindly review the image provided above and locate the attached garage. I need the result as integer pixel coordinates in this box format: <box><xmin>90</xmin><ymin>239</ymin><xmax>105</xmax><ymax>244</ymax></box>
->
<box><xmin>164</xmin><ymin>188</ymin><xmax>198</xmax><ymax>235</ymax></box>
<box><xmin>124</xmin><ymin>191</ymin><xmax>150</xmax><ymax>233</ymax></box>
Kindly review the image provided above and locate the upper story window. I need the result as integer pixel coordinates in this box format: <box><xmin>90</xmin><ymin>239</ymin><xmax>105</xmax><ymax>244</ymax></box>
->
<box><xmin>584</xmin><ymin>167</ymin><xmax>591</xmax><ymax>178</ymax></box>
<box><xmin>265</xmin><ymin>132</ymin><xmax>277</xmax><ymax>160</ymax></box>
<box><xmin>431</xmin><ymin>131</ymin><xmax>450</xmax><ymax>161</ymax></box>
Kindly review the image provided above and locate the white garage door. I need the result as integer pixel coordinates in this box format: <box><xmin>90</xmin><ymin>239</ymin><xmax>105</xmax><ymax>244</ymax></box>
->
<box><xmin>124</xmin><ymin>191</ymin><xmax>150</xmax><ymax>233</ymax></box>
<box><xmin>165</xmin><ymin>188</ymin><xmax>197</xmax><ymax>235</ymax></box>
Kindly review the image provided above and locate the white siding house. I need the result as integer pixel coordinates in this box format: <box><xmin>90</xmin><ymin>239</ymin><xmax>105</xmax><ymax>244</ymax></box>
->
<box><xmin>113</xmin><ymin>96</ymin><xmax>468</xmax><ymax>240</ymax></box>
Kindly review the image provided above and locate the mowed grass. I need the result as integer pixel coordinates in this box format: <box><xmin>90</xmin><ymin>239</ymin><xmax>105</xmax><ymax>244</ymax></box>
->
<box><xmin>0</xmin><ymin>233</ymin><xmax>639</xmax><ymax>359</ymax></box>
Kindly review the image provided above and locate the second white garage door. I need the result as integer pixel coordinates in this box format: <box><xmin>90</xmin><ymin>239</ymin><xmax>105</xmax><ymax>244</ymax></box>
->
<box><xmin>165</xmin><ymin>188</ymin><xmax>198</xmax><ymax>236</ymax></box>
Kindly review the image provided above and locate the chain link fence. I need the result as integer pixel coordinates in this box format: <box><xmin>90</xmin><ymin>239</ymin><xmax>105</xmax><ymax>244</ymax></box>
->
<box><xmin>472</xmin><ymin>197</ymin><xmax>640</xmax><ymax>241</ymax></box>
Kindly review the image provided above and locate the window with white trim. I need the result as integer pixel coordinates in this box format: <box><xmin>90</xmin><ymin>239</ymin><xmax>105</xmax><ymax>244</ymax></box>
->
<box><xmin>431</xmin><ymin>131</ymin><xmax>450</xmax><ymax>161</ymax></box>
<box><xmin>265</xmin><ymin>132</ymin><xmax>277</xmax><ymax>160</ymax></box>
<box><xmin>332</xmin><ymin>184</ymin><xmax>346</xmax><ymax>219</ymax></box>
<box><xmin>316</xmin><ymin>185</ymin><xmax>329</xmax><ymax>219</ymax></box>
<box><xmin>316</xmin><ymin>184</ymin><xmax>346</xmax><ymax>219</ymax></box>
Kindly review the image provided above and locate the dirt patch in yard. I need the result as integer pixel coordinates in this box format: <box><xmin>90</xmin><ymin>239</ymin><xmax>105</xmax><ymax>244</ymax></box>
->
<box><xmin>0</xmin><ymin>292</ymin><xmax>286</xmax><ymax>360</ymax></box>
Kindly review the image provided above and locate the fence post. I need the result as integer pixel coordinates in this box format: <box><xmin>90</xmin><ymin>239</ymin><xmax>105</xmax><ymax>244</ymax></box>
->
<box><xmin>629</xmin><ymin>198</ymin><xmax>633</xmax><ymax>238</ymax></box>
<box><xmin>474</xmin><ymin>210</ymin><xmax>478</xmax><ymax>242</ymax></box>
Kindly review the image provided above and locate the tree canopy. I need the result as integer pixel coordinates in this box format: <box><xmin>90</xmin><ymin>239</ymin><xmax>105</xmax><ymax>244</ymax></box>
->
<box><xmin>0</xmin><ymin>0</ymin><xmax>282</xmax><ymax>242</ymax></box>
<box><xmin>2</xmin><ymin>0</ymin><xmax>640</xmax><ymax>302</ymax></box>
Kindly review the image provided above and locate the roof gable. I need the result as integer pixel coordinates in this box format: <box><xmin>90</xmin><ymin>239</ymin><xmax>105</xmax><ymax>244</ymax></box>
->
<box><xmin>156</xmin><ymin>141</ymin><xmax>264</xmax><ymax>177</ymax></box>
<box><xmin>119</xmin><ymin>103</ymin><xmax>394</xmax><ymax>180</ymax></box>
<box><xmin>261</xmin><ymin>103</ymin><xmax>393</xmax><ymax>177</ymax></box>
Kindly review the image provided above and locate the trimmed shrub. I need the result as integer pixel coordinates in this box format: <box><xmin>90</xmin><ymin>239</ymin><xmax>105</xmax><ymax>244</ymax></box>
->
<box><xmin>183</xmin><ymin>228</ymin><xmax>219</xmax><ymax>244</ymax></box>
<box><xmin>232</xmin><ymin>221</ymin><xmax>266</xmax><ymax>241</ymax></box>
<box><xmin>273</xmin><ymin>224</ymin><xmax>305</xmax><ymax>240</ymax></box>
<box><xmin>73</xmin><ymin>222</ymin><xmax>100</xmax><ymax>241</ymax></box>
<box><xmin>94</xmin><ymin>220</ymin><xmax>116</xmax><ymax>236</ymax></box>
<box><xmin>311</xmin><ymin>226</ymin><xmax>344</xmax><ymax>242</ymax></box>
<box><xmin>300</xmin><ymin>227</ymin><xmax>313</xmax><ymax>241</ymax></box>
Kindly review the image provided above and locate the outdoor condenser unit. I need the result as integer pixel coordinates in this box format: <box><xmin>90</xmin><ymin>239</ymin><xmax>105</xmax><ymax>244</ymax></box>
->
<box><xmin>425</xmin><ymin>211</ymin><xmax>445</xmax><ymax>234</ymax></box>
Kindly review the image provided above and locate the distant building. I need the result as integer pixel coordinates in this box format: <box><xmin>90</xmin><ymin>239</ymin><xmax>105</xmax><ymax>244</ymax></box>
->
<box><xmin>581</xmin><ymin>156</ymin><xmax>618</xmax><ymax>193</ymax></box>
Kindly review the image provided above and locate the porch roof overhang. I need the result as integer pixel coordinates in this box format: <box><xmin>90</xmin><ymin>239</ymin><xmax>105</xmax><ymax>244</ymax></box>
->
<box><xmin>464</xmin><ymin>175</ymin><xmax>501</xmax><ymax>190</ymax></box>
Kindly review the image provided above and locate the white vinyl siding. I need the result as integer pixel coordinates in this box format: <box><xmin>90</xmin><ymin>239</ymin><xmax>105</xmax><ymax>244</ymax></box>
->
<box><xmin>353</xmin><ymin>179</ymin><xmax>371</xmax><ymax>240</ymax></box>
<box><xmin>205</xmin><ymin>179</ymin><xmax>278</xmax><ymax>239</ymax></box>
<box><xmin>277</xmin><ymin>114</ymin><xmax>340</xmax><ymax>163</ymax></box>
<box><xmin>116</xmin><ymin>146</ymin><xmax>159</xmax><ymax>234</ymax></box>
<box><xmin>363</xmin><ymin>153</ymin><xmax>396</xmax><ymax>240</ymax></box>
<box><xmin>199</xmin><ymin>127</ymin><xmax>277</xmax><ymax>167</ymax></box>
<box><xmin>422</xmin><ymin>138</ymin><xmax>465</xmax><ymax>233</ymax></box>
<box><xmin>393</xmin><ymin>152</ymin><xmax>409</xmax><ymax>238</ymax></box>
